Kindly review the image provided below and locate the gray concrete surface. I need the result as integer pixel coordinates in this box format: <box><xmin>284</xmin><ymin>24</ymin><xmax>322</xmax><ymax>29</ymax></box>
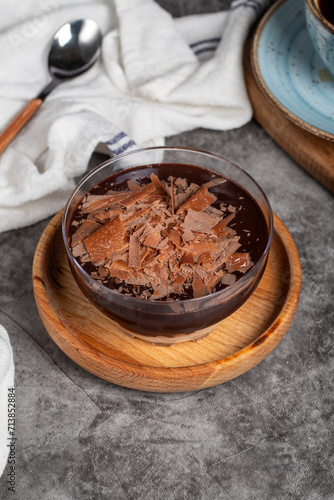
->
<box><xmin>0</xmin><ymin>1</ymin><xmax>334</xmax><ymax>499</ymax></box>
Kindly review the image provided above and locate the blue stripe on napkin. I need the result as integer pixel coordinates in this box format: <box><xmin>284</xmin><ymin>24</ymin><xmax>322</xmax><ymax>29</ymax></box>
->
<box><xmin>105</xmin><ymin>133</ymin><xmax>137</xmax><ymax>156</ymax></box>
<box><xmin>112</xmin><ymin>140</ymin><xmax>136</xmax><ymax>156</ymax></box>
<box><xmin>230</xmin><ymin>0</ymin><xmax>271</xmax><ymax>14</ymax></box>
<box><xmin>190</xmin><ymin>37</ymin><xmax>221</xmax><ymax>56</ymax></box>
<box><xmin>106</xmin><ymin>131</ymin><xmax>127</xmax><ymax>146</ymax></box>
<box><xmin>189</xmin><ymin>37</ymin><xmax>221</xmax><ymax>49</ymax></box>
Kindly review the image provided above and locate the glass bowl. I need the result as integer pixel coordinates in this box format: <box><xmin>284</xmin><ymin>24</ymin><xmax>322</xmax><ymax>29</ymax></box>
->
<box><xmin>62</xmin><ymin>147</ymin><xmax>273</xmax><ymax>345</ymax></box>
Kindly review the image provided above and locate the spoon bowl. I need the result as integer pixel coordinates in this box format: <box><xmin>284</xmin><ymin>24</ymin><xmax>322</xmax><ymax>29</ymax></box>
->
<box><xmin>49</xmin><ymin>19</ymin><xmax>102</xmax><ymax>79</ymax></box>
<box><xmin>0</xmin><ymin>18</ymin><xmax>102</xmax><ymax>153</ymax></box>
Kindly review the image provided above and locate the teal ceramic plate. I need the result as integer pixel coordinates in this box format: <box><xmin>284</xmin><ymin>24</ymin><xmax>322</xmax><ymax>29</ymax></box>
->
<box><xmin>252</xmin><ymin>0</ymin><xmax>334</xmax><ymax>141</ymax></box>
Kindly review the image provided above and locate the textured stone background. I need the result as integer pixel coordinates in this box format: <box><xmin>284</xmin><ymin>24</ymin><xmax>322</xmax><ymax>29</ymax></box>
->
<box><xmin>0</xmin><ymin>1</ymin><xmax>333</xmax><ymax>499</ymax></box>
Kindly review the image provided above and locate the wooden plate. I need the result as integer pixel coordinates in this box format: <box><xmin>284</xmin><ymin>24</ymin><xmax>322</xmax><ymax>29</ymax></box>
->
<box><xmin>32</xmin><ymin>211</ymin><xmax>301</xmax><ymax>393</ymax></box>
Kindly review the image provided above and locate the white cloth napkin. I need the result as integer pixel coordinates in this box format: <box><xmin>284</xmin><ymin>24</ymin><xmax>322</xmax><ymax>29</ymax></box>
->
<box><xmin>0</xmin><ymin>326</ymin><xmax>15</xmax><ymax>479</ymax></box>
<box><xmin>0</xmin><ymin>0</ymin><xmax>274</xmax><ymax>233</ymax></box>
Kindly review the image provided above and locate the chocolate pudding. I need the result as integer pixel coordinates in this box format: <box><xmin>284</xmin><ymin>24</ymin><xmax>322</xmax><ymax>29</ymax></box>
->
<box><xmin>64</xmin><ymin>163</ymin><xmax>271</xmax><ymax>338</ymax></box>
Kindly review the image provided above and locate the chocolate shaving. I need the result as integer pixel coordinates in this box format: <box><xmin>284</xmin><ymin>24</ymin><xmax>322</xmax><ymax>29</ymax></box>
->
<box><xmin>221</xmin><ymin>273</ymin><xmax>237</xmax><ymax>286</ymax></box>
<box><xmin>71</xmin><ymin>220</ymin><xmax>101</xmax><ymax>246</ymax></box>
<box><xmin>203</xmin><ymin>178</ymin><xmax>227</xmax><ymax>189</ymax></box>
<box><xmin>183</xmin><ymin>209</ymin><xmax>219</xmax><ymax>233</ymax></box>
<box><xmin>226</xmin><ymin>252</ymin><xmax>253</xmax><ymax>274</ymax></box>
<box><xmin>127</xmin><ymin>179</ymin><xmax>141</xmax><ymax>191</ymax></box>
<box><xmin>177</xmin><ymin>186</ymin><xmax>216</xmax><ymax>213</ymax></box>
<box><xmin>128</xmin><ymin>233</ymin><xmax>141</xmax><ymax>268</ymax></box>
<box><xmin>170</xmin><ymin>177</ymin><xmax>175</xmax><ymax>215</ymax></box>
<box><xmin>83</xmin><ymin>217</ymin><xmax>128</xmax><ymax>263</ymax></box>
<box><xmin>71</xmin><ymin>242</ymin><xmax>87</xmax><ymax>258</ymax></box>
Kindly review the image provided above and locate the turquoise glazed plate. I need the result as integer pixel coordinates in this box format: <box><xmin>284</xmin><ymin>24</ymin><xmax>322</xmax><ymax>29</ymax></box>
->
<box><xmin>252</xmin><ymin>0</ymin><xmax>334</xmax><ymax>141</ymax></box>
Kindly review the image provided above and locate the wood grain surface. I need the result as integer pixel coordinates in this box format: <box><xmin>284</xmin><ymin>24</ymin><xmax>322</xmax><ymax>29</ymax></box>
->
<box><xmin>244</xmin><ymin>40</ymin><xmax>334</xmax><ymax>193</ymax></box>
<box><xmin>32</xmin><ymin>210</ymin><xmax>301</xmax><ymax>393</ymax></box>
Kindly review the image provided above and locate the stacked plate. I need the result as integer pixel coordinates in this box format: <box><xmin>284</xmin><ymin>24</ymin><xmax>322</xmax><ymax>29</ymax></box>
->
<box><xmin>252</xmin><ymin>0</ymin><xmax>334</xmax><ymax>141</ymax></box>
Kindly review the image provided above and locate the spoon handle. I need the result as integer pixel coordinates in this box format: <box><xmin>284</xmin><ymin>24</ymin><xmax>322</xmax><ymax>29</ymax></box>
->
<box><xmin>0</xmin><ymin>98</ymin><xmax>43</xmax><ymax>154</ymax></box>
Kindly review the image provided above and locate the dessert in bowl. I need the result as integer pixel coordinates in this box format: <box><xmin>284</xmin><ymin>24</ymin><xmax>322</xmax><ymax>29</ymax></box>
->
<box><xmin>62</xmin><ymin>147</ymin><xmax>273</xmax><ymax>344</ymax></box>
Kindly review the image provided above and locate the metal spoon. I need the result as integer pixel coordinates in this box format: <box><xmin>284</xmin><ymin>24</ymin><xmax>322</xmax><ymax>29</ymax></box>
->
<box><xmin>0</xmin><ymin>19</ymin><xmax>102</xmax><ymax>154</ymax></box>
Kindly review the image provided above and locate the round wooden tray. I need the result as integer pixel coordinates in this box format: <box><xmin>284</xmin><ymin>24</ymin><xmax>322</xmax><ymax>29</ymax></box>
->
<box><xmin>32</xmin><ymin>211</ymin><xmax>301</xmax><ymax>393</ymax></box>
